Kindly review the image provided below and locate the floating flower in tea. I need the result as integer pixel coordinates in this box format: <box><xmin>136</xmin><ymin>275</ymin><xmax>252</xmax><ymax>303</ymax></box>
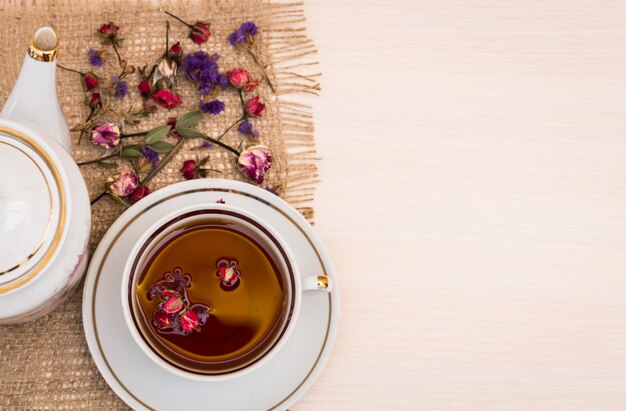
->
<box><xmin>216</xmin><ymin>258</ymin><xmax>241</xmax><ymax>290</ymax></box>
<box><xmin>148</xmin><ymin>267</ymin><xmax>211</xmax><ymax>336</ymax></box>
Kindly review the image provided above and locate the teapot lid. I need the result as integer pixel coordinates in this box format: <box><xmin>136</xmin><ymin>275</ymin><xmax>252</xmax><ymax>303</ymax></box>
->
<box><xmin>0</xmin><ymin>126</ymin><xmax>65</xmax><ymax>291</ymax></box>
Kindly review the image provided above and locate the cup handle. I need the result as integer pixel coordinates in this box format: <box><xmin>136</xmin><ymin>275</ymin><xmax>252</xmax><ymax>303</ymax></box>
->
<box><xmin>302</xmin><ymin>275</ymin><xmax>333</xmax><ymax>292</ymax></box>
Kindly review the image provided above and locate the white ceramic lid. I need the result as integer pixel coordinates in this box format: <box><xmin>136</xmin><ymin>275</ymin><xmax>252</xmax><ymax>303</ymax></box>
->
<box><xmin>0</xmin><ymin>128</ymin><xmax>64</xmax><ymax>287</ymax></box>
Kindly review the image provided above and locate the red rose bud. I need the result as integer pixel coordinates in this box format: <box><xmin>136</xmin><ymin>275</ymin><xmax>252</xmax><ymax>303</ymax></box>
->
<box><xmin>151</xmin><ymin>89</ymin><xmax>182</xmax><ymax>109</ymax></box>
<box><xmin>227</xmin><ymin>67</ymin><xmax>250</xmax><ymax>88</ymax></box>
<box><xmin>98</xmin><ymin>21</ymin><xmax>119</xmax><ymax>38</ymax></box>
<box><xmin>180</xmin><ymin>310</ymin><xmax>200</xmax><ymax>332</ymax></box>
<box><xmin>84</xmin><ymin>72</ymin><xmax>99</xmax><ymax>92</ymax></box>
<box><xmin>137</xmin><ymin>80</ymin><xmax>151</xmax><ymax>98</ymax></box>
<box><xmin>190</xmin><ymin>21</ymin><xmax>211</xmax><ymax>45</ymax></box>
<box><xmin>243</xmin><ymin>79</ymin><xmax>259</xmax><ymax>92</ymax></box>
<box><xmin>244</xmin><ymin>95</ymin><xmax>265</xmax><ymax>117</ymax></box>
<box><xmin>180</xmin><ymin>159</ymin><xmax>197</xmax><ymax>180</ymax></box>
<box><xmin>130</xmin><ymin>186</ymin><xmax>151</xmax><ymax>203</ymax></box>
<box><xmin>153</xmin><ymin>310</ymin><xmax>171</xmax><ymax>329</ymax></box>
<box><xmin>87</xmin><ymin>92</ymin><xmax>103</xmax><ymax>109</ymax></box>
<box><xmin>169</xmin><ymin>41</ymin><xmax>182</xmax><ymax>58</ymax></box>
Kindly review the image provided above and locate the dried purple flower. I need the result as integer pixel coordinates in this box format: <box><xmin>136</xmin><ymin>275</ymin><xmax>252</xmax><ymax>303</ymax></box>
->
<box><xmin>200</xmin><ymin>141</ymin><xmax>213</xmax><ymax>149</ymax></box>
<box><xmin>199</xmin><ymin>99</ymin><xmax>225</xmax><ymax>115</ymax></box>
<box><xmin>182</xmin><ymin>51</ymin><xmax>227</xmax><ymax>97</ymax></box>
<box><xmin>88</xmin><ymin>49</ymin><xmax>104</xmax><ymax>67</ymax></box>
<box><xmin>238</xmin><ymin>120</ymin><xmax>259</xmax><ymax>138</ymax></box>
<box><xmin>139</xmin><ymin>146</ymin><xmax>159</xmax><ymax>169</ymax></box>
<box><xmin>229</xmin><ymin>21</ymin><xmax>259</xmax><ymax>46</ymax></box>
<box><xmin>112</xmin><ymin>75</ymin><xmax>128</xmax><ymax>99</ymax></box>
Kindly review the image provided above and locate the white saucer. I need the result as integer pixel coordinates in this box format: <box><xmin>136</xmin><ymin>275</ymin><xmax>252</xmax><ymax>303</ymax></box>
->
<box><xmin>82</xmin><ymin>179</ymin><xmax>339</xmax><ymax>410</ymax></box>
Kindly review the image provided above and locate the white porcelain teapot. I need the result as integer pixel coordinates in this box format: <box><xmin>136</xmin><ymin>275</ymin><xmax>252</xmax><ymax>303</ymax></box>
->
<box><xmin>0</xmin><ymin>26</ymin><xmax>90</xmax><ymax>323</ymax></box>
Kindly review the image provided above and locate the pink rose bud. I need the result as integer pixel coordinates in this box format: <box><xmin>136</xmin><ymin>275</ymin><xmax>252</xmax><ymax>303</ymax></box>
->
<box><xmin>227</xmin><ymin>67</ymin><xmax>250</xmax><ymax>88</ymax></box>
<box><xmin>243</xmin><ymin>79</ymin><xmax>259</xmax><ymax>92</ymax></box>
<box><xmin>180</xmin><ymin>310</ymin><xmax>200</xmax><ymax>332</ymax></box>
<box><xmin>153</xmin><ymin>310</ymin><xmax>171</xmax><ymax>329</ymax></box>
<box><xmin>180</xmin><ymin>160</ymin><xmax>197</xmax><ymax>180</ymax></box>
<box><xmin>158</xmin><ymin>59</ymin><xmax>177</xmax><ymax>79</ymax></box>
<box><xmin>151</xmin><ymin>89</ymin><xmax>182</xmax><ymax>110</ymax></box>
<box><xmin>137</xmin><ymin>80</ymin><xmax>151</xmax><ymax>98</ymax></box>
<box><xmin>237</xmin><ymin>145</ymin><xmax>272</xmax><ymax>184</ymax></box>
<box><xmin>108</xmin><ymin>171</ymin><xmax>139</xmax><ymax>197</ymax></box>
<box><xmin>162</xmin><ymin>290</ymin><xmax>184</xmax><ymax>314</ymax></box>
<box><xmin>244</xmin><ymin>95</ymin><xmax>265</xmax><ymax>117</ymax></box>
<box><xmin>89</xmin><ymin>123</ymin><xmax>120</xmax><ymax>148</ymax></box>
<box><xmin>84</xmin><ymin>72</ymin><xmax>99</xmax><ymax>92</ymax></box>
<box><xmin>130</xmin><ymin>186</ymin><xmax>151</xmax><ymax>203</ymax></box>
<box><xmin>190</xmin><ymin>21</ymin><xmax>211</xmax><ymax>45</ymax></box>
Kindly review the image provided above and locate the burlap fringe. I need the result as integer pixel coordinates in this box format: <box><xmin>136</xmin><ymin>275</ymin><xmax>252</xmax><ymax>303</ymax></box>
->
<box><xmin>266</xmin><ymin>1</ymin><xmax>320</xmax><ymax>222</ymax></box>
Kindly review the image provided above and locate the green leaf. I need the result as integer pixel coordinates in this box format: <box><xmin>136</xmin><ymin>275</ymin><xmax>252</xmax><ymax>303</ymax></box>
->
<box><xmin>177</xmin><ymin>127</ymin><xmax>205</xmax><ymax>139</ymax></box>
<box><xmin>145</xmin><ymin>125</ymin><xmax>172</xmax><ymax>144</ymax></box>
<box><xmin>108</xmin><ymin>193</ymin><xmax>130</xmax><ymax>207</ymax></box>
<box><xmin>121</xmin><ymin>148</ymin><xmax>142</xmax><ymax>158</ymax></box>
<box><xmin>98</xmin><ymin>162</ymin><xmax>119</xmax><ymax>169</ymax></box>
<box><xmin>176</xmin><ymin>111</ymin><xmax>203</xmax><ymax>129</ymax></box>
<box><xmin>149</xmin><ymin>141</ymin><xmax>174</xmax><ymax>153</ymax></box>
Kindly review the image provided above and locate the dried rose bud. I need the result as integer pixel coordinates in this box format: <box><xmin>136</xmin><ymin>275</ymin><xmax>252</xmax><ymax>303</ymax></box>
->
<box><xmin>157</xmin><ymin>59</ymin><xmax>177</xmax><ymax>79</ymax></box>
<box><xmin>89</xmin><ymin>123</ymin><xmax>120</xmax><ymax>148</ymax></box>
<box><xmin>87</xmin><ymin>92</ymin><xmax>103</xmax><ymax>109</ymax></box>
<box><xmin>180</xmin><ymin>310</ymin><xmax>200</xmax><ymax>332</ymax></box>
<box><xmin>162</xmin><ymin>289</ymin><xmax>184</xmax><ymax>314</ymax></box>
<box><xmin>153</xmin><ymin>310</ymin><xmax>171</xmax><ymax>329</ymax></box>
<box><xmin>227</xmin><ymin>67</ymin><xmax>250</xmax><ymax>88</ymax></box>
<box><xmin>137</xmin><ymin>80</ymin><xmax>151</xmax><ymax>98</ymax></box>
<box><xmin>98</xmin><ymin>21</ymin><xmax>120</xmax><ymax>39</ymax></box>
<box><xmin>190</xmin><ymin>21</ymin><xmax>211</xmax><ymax>45</ymax></box>
<box><xmin>130</xmin><ymin>186</ymin><xmax>151</xmax><ymax>203</ymax></box>
<box><xmin>243</xmin><ymin>95</ymin><xmax>265</xmax><ymax>117</ymax></box>
<box><xmin>243</xmin><ymin>79</ymin><xmax>259</xmax><ymax>92</ymax></box>
<box><xmin>126</xmin><ymin>65</ymin><xmax>136</xmax><ymax>75</ymax></box>
<box><xmin>169</xmin><ymin>41</ymin><xmax>182</xmax><ymax>58</ymax></box>
<box><xmin>151</xmin><ymin>89</ymin><xmax>182</xmax><ymax>109</ymax></box>
<box><xmin>180</xmin><ymin>160</ymin><xmax>197</xmax><ymax>180</ymax></box>
<box><xmin>238</xmin><ymin>145</ymin><xmax>272</xmax><ymax>184</ymax></box>
<box><xmin>108</xmin><ymin>171</ymin><xmax>139</xmax><ymax>197</ymax></box>
<box><xmin>83</xmin><ymin>72</ymin><xmax>99</xmax><ymax>92</ymax></box>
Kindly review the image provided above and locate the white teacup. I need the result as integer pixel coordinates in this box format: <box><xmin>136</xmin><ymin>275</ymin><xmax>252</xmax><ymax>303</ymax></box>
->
<box><xmin>121</xmin><ymin>203</ymin><xmax>331</xmax><ymax>381</ymax></box>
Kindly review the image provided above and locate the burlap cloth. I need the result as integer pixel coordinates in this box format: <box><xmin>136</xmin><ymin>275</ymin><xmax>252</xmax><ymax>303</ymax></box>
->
<box><xmin>0</xmin><ymin>0</ymin><xmax>319</xmax><ymax>408</ymax></box>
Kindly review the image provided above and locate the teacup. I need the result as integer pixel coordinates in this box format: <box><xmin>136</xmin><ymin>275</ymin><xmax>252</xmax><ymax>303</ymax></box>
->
<box><xmin>121</xmin><ymin>203</ymin><xmax>331</xmax><ymax>380</ymax></box>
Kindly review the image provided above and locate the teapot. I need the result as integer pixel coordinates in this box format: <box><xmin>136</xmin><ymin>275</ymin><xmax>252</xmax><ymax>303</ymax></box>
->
<box><xmin>0</xmin><ymin>26</ymin><xmax>90</xmax><ymax>323</ymax></box>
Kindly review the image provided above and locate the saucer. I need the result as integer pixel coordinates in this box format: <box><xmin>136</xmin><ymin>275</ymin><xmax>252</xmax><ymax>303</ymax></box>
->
<box><xmin>82</xmin><ymin>179</ymin><xmax>339</xmax><ymax>410</ymax></box>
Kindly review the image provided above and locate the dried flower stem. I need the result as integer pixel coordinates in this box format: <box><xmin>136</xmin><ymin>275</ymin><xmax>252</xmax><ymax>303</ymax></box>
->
<box><xmin>77</xmin><ymin>150</ymin><xmax>119</xmax><ymax>166</ymax></box>
<box><xmin>244</xmin><ymin>48</ymin><xmax>275</xmax><ymax>93</ymax></box>
<box><xmin>164</xmin><ymin>11</ymin><xmax>192</xmax><ymax>28</ymax></box>
<box><xmin>90</xmin><ymin>192</ymin><xmax>106</xmax><ymax>205</ymax></box>
<box><xmin>217</xmin><ymin>116</ymin><xmax>245</xmax><ymax>141</ymax></box>
<box><xmin>57</xmin><ymin>64</ymin><xmax>85</xmax><ymax>75</ymax></box>
<box><xmin>111</xmin><ymin>41</ymin><xmax>123</xmax><ymax>66</ymax></box>
<box><xmin>201</xmin><ymin>134</ymin><xmax>241</xmax><ymax>156</ymax></box>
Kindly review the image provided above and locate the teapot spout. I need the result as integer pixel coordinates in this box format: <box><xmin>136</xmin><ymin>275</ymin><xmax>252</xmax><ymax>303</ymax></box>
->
<box><xmin>1</xmin><ymin>26</ymin><xmax>71</xmax><ymax>153</ymax></box>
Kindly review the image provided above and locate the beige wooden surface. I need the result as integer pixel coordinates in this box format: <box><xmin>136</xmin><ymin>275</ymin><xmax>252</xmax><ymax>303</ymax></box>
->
<box><xmin>294</xmin><ymin>1</ymin><xmax>626</xmax><ymax>410</ymax></box>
